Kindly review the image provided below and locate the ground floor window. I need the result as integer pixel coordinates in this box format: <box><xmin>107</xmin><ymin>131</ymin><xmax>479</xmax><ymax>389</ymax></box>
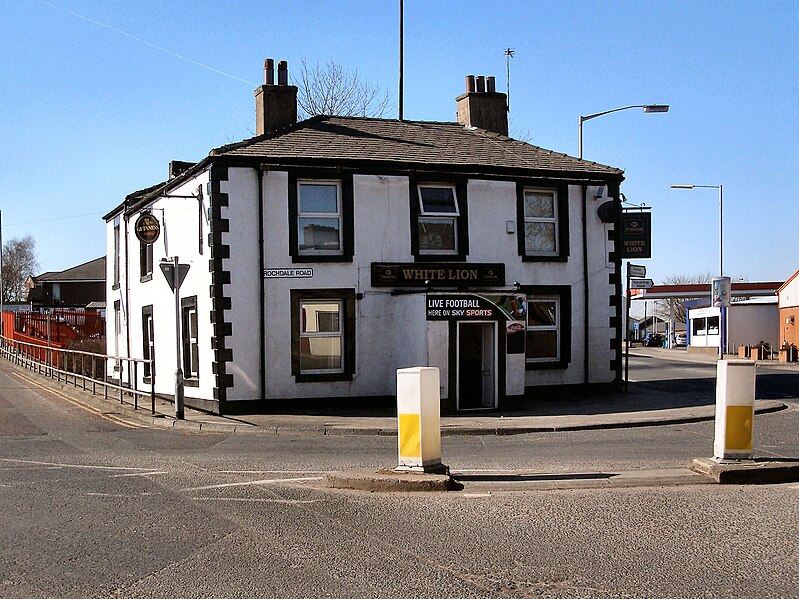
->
<box><xmin>526</xmin><ymin>297</ymin><xmax>560</xmax><ymax>361</ymax></box>
<box><xmin>521</xmin><ymin>285</ymin><xmax>571</xmax><ymax>369</ymax></box>
<box><xmin>142</xmin><ymin>305</ymin><xmax>154</xmax><ymax>379</ymax></box>
<box><xmin>181</xmin><ymin>296</ymin><xmax>199</xmax><ymax>380</ymax></box>
<box><xmin>291</xmin><ymin>289</ymin><xmax>356</xmax><ymax>381</ymax></box>
<box><xmin>692</xmin><ymin>315</ymin><xmax>719</xmax><ymax>336</ymax></box>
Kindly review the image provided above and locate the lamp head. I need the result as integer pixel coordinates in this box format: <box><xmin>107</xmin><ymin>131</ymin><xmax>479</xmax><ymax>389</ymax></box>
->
<box><xmin>643</xmin><ymin>104</ymin><xmax>669</xmax><ymax>113</ymax></box>
<box><xmin>671</xmin><ymin>185</ymin><xmax>694</xmax><ymax>189</ymax></box>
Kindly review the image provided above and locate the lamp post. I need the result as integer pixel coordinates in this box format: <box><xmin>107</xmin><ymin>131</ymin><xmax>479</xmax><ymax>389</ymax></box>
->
<box><xmin>578</xmin><ymin>104</ymin><xmax>669</xmax><ymax>159</ymax></box>
<box><xmin>671</xmin><ymin>184</ymin><xmax>725</xmax><ymax>357</ymax></box>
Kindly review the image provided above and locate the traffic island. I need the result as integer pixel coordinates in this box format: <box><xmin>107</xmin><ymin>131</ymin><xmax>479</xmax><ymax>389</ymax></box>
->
<box><xmin>324</xmin><ymin>468</ymin><xmax>461</xmax><ymax>492</ymax></box>
<box><xmin>689</xmin><ymin>457</ymin><xmax>799</xmax><ymax>484</ymax></box>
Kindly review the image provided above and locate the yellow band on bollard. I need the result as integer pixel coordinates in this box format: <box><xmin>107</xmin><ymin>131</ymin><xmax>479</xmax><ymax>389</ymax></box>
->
<box><xmin>725</xmin><ymin>405</ymin><xmax>753</xmax><ymax>451</ymax></box>
<box><xmin>398</xmin><ymin>413</ymin><xmax>421</xmax><ymax>458</ymax></box>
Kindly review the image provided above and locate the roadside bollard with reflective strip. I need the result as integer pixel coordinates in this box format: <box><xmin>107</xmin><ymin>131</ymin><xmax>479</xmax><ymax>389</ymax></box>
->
<box><xmin>714</xmin><ymin>360</ymin><xmax>756</xmax><ymax>460</ymax></box>
<box><xmin>396</xmin><ymin>367</ymin><xmax>444</xmax><ymax>473</ymax></box>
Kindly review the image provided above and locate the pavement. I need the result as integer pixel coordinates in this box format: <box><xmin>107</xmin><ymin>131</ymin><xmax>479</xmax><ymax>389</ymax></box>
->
<box><xmin>5</xmin><ymin>346</ymin><xmax>799</xmax><ymax>491</ymax></box>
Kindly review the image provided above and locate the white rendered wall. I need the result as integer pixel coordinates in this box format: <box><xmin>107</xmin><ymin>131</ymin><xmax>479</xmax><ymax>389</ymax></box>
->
<box><xmin>780</xmin><ymin>275</ymin><xmax>799</xmax><ymax>308</ymax></box>
<box><xmin>109</xmin><ymin>171</ymin><xmax>215</xmax><ymax>401</ymax></box>
<box><xmin>219</xmin><ymin>168</ymin><xmax>262</xmax><ymax>401</ymax></box>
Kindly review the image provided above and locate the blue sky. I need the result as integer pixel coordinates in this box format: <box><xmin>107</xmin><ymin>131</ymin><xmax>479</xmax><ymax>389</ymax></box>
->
<box><xmin>2</xmin><ymin>0</ymin><xmax>797</xmax><ymax>285</ymax></box>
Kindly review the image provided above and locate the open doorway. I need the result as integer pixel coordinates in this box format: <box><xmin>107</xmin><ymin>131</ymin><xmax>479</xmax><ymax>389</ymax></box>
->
<box><xmin>457</xmin><ymin>321</ymin><xmax>497</xmax><ymax>410</ymax></box>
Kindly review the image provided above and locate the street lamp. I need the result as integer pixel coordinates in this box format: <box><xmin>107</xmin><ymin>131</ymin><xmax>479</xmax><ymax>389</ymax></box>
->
<box><xmin>578</xmin><ymin>104</ymin><xmax>669</xmax><ymax>159</ymax></box>
<box><xmin>671</xmin><ymin>184</ymin><xmax>725</xmax><ymax>357</ymax></box>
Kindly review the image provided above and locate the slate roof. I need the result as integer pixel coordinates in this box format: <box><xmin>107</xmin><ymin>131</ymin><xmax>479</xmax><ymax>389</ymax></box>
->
<box><xmin>33</xmin><ymin>257</ymin><xmax>106</xmax><ymax>282</ymax></box>
<box><xmin>211</xmin><ymin>116</ymin><xmax>623</xmax><ymax>178</ymax></box>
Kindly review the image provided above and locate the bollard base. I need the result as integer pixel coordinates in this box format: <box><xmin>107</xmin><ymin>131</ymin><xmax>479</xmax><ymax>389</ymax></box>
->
<box><xmin>395</xmin><ymin>463</ymin><xmax>450</xmax><ymax>475</ymax></box>
<box><xmin>690</xmin><ymin>457</ymin><xmax>799</xmax><ymax>484</ymax></box>
<box><xmin>325</xmin><ymin>468</ymin><xmax>460</xmax><ymax>492</ymax></box>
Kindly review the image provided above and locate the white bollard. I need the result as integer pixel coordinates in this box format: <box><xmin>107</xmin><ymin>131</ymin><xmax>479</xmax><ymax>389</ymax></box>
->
<box><xmin>714</xmin><ymin>360</ymin><xmax>756</xmax><ymax>460</ymax></box>
<box><xmin>396</xmin><ymin>367</ymin><xmax>443</xmax><ymax>473</ymax></box>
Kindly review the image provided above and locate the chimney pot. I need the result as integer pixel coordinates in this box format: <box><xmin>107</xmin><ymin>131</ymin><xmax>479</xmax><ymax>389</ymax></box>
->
<box><xmin>456</xmin><ymin>73</ymin><xmax>508</xmax><ymax>136</ymax></box>
<box><xmin>264</xmin><ymin>58</ymin><xmax>274</xmax><ymax>85</ymax></box>
<box><xmin>465</xmin><ymin>75</ymin><xmax>476</xmax><ymax>93</ymax></box>
<box><xmin>255</xmin><ymin>58</ymin><xmax>298</xmax><ymax>135</ymax></box>
<box><xmin>277</xmin><ymin>60</ymin><xmax>288</xmax><ymax>86</ymax></box>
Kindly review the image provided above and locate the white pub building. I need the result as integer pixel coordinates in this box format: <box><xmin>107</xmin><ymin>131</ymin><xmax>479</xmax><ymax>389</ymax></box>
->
<box><xmin>105</xmin><ymin>60</ymin><xmax>626</xmax><ymax>415</ymax></box>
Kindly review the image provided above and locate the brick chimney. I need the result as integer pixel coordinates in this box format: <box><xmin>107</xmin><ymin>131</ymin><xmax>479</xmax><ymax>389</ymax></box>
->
<box><xmin>254</xmin><ymin>58</ymin><xmax>298</xmax><ymax>135</ymax></box>
<box><xmin>456</xmin><ymin>74</ymin><xmax>508</xmax><ymax>136</ymax></box>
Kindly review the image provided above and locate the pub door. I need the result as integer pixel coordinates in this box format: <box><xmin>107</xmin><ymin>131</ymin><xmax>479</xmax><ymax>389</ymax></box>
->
<box><xmin>456</xmin><ymin>321</ymin><xmax>497</xmax><ymax>410</ymax></box>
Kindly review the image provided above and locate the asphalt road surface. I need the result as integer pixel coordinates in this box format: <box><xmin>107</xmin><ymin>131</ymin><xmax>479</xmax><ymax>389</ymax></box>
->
<box><xmin>1</xmin><ymin>352</ymin><xmax>798</xmax><ymax>598</ymax></box>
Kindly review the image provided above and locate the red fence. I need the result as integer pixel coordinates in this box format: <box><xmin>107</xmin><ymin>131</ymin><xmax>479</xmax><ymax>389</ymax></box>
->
<box><xmin>3</xmin><ymin>309</ymin><xmax>104</xmax><ymax>344</ymax></box>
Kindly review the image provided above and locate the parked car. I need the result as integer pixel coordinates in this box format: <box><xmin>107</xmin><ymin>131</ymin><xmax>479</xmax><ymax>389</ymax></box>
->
<box><xmin>643</xmin><ymin>333</ymin><xmax>665</xmax><ymax>347</ymax></box>
<box><xmin>673</xmin><ymin>332</ymin><xmax>687</xmax><ymax>347</ymax></box>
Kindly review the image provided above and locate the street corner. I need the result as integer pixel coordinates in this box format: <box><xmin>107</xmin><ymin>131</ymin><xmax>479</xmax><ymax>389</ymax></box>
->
<box><xmin>689</xmin><ymin>457</ymin><xmax>799</xmax><ymax>484</ymax></box>
<box><xmin>323</xmin><ymin>468</ymin><xmax>461</xmax><ymax>493</ymax></box>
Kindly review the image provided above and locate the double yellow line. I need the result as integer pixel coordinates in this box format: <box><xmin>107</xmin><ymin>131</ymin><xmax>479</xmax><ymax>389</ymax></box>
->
<box><xmin>12</xmin><ymin>371</ymin><xmax>147</xmax><ymax>429</ymax></box>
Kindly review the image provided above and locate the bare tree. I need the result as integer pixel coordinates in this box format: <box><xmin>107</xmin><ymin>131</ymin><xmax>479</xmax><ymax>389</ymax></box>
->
<box><xmin>2</xmin><ymin>235</ymin><xmax>39</xmax><ymax>303</ymax></box>
<box><xmin>654</xmin><ymin>272</ymin><xmax>713</xmax><ymax>326</ymax></box>
<box><xmin>294</xmin><ymin>59</ymin><xmax>391</xmax><ymax>120</ymax></box>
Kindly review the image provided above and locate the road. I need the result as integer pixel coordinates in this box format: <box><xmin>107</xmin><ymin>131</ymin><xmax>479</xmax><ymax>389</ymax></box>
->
<box><xmin>1</xmin><ymin>351</ymin><xmax>798</xmax><ymax>597</ymax></box>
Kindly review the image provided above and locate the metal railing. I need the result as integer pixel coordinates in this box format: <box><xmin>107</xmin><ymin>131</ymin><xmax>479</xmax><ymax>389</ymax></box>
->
<box><xmin>0</xmin><ymin>335</ymin><xmax>156</xmax><ymax>414</ymax></box>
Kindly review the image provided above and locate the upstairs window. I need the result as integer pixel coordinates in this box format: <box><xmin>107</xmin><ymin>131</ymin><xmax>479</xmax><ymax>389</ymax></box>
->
<box><xmin>516</xmin><ymin>183</ymin><xmax>569</xmax><ymax>262</ymax></box>
<box><xmin>418</xmin><ymin>185</ymin><xmax>459</xmax><ymax>255</ymax></box>
<box><xmin>522</xmin><ymin>189</ymin><xmax>558</xmax><ymax>255</ymax></box>
<box><xmin>140</xmin><ymin>239</ymin><xmax>153</xmax><ymax>281</ymax></box>
<box><xmin>297</xmin><ymin>181</ymin><xmax>342</xmax><ymax>255</ymax></box>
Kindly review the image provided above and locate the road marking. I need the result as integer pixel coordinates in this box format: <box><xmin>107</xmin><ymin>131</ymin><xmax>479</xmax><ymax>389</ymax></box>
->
<box><xmin>1</xmin><ymin>458</ymin><xmax>156</xmax><ymax>472</ymax></box>
<box><xmin>181</xmin><ymin>477</ymin><xmax>323</xmax><ymax>492</ymax></box>
<box><xmin>11</xmin><ymin>372</ymin><xmax>146</xmax><ymax>429</ymax></box>
<box><xmin>216</xmin><ymin>470</ymin><xmax>330</xmax><ymax>474</ymax></box>
<box><xmin>462</xmin><ymin>493</ymin><xmax>492</xmax><ymax>498</ymax></box>
<box><xmin>110</xmin><ymin>471</ymin><xmax>169</xmax><ymax>478</ymax></box>
<box><xmin>189</xmin><ymin>497</ymin><xmax>324</xmax><ymax>504</ymax></box>
<box><xmin>87</xmin><ymin>492</ymin><xmax>162</xmax><ymax>498</ymax></box>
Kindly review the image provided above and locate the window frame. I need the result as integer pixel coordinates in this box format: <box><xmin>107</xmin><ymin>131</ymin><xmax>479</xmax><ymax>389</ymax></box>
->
<box><xmin>288</xmin><ymin>171</ymin><xmax>354</xmax><ymax>263</ymax></box>
<box><xmin>139</xmin><ymin>238</ymin><xmax>153</xmax><ymax>282</ymax></box>
<box><xmin>521</xmin><ymin>285</ymin><xmax>572</xmax><ymax>370</ymax></box>
<box><xmin>521</xmin><ymin>188</ymin><xmax>559</xmax><ymax>257</ymax></box>
<box><xmin>290</xmin><ymin>289</ymin><xmax>356</xmax><ymax>382</ymax></box>
<box><xmin>181</xmin><ymin>296</ymin><xmax>199</xmax><ymax>383</ymax></box>
<box><xmin>417</xmin><ymin>184</ymin><xmax>460</xmax><ymax>256</ymax></box>
<box><xmin>113</xmin><ymin>217</ymin><xmax>121</xmax><ymax>289</ymax></box>
<box><xmin>516</xmin><ymin>182</ymin><xmax>570</xmax><ymax>262</ymax></box>
<box><xmin>525</xmin><ymin>297</ymin><xmax>561</xmax><ymax>363</ymax></box>
<box><xmin>297</xmin><ymin>179</ymin><xmax>343</xmax><ymax>256</ymax></box>
<box><xmin>410</xmin><ymin>179</ymin><xmax>469</xmax><ymax>262</ymax></box>
<box><xmin>142</xmin><ymin>305</ymin><xmax>154</xmax><ymax>380</ymax></box>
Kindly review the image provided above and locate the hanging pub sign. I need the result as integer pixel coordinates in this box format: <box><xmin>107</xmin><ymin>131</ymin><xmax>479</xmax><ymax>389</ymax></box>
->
<box><xmin>620</xmin><ymin>211</ymin><xmax>651</xmax><ymax>259</ymax></box>
<box><xmin>134</xmin><ymin>213</ymin><xmax>161</xmax><ymax>244</ymax></box>
<box><xmin>371</xmin><ymin>262</ymin><xmax>504</xmax><ymax>287</ymax></box>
